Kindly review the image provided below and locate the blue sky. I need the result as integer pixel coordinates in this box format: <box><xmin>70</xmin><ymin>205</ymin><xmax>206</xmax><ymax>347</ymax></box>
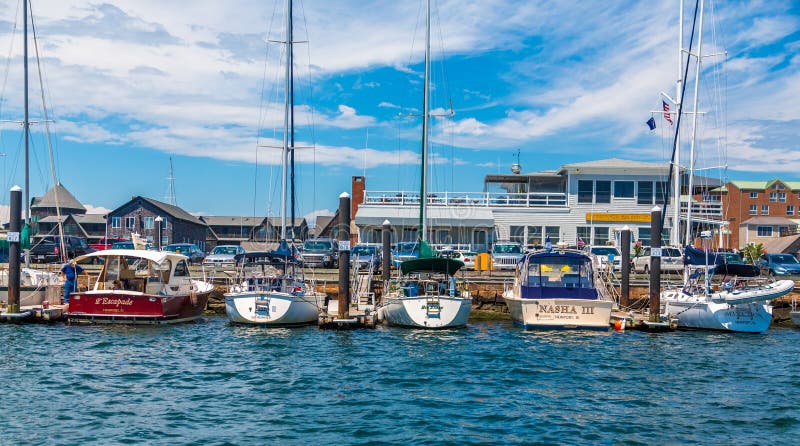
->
<box><xmin>0</xmin><ymin>0</ymin><xmax>798</xmax><ymax>225</ymax></box>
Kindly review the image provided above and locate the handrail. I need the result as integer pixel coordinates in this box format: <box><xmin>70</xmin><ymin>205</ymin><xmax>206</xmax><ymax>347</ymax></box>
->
<box><xmin>362</xmin><ymin>190</ymin><xmax>568</xmax><ymax>208</ymax></box>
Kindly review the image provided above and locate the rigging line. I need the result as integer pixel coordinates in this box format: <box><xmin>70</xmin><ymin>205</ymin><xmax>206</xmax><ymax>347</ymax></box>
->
<box><xmin>661</xmin><ymin>0</ymin><xmax>701</xmax><ymax>235</ymax></box>
<box><xmin>254</xmin><ymin>0</ymin><xmax>280</xmax><ymax>219</ymax></box>
<box><xmin>298</xmin><ymin>0</ymin><xmax>317</xmax><ymax>218</ymax></box>
<box><xmin>0</xmin><ymin>0</ymin><xmax>21</xmax><ymax>121</ymax></box>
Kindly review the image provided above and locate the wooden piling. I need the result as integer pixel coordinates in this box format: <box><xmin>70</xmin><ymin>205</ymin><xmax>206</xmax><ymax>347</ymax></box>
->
<box><xmin>649</xmin><ymin>206</ymin><xmax>662</xmax><ymax>322</ymax></box>
<box><xmin>8</xmin><ymin>186</ymin><xmax>22</xmax><ymax>314</ymax></box>
<box><xmin>620</xmin><ymin>226</ymin><xmax>631</xmax><ymax>308</ymax></box>
<box><xmin>337</xmin><ymin>192</ymin><xmax>351</xmax><ymax>320</ymax></box>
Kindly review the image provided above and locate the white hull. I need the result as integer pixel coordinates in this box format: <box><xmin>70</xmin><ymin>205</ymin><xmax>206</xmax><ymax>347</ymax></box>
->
<box><xmin>663</xmin><ymin>290</ymin><xmax>773</xmax><ymax>333</ymax></box>
<box><xmin>224</xmin><ymin>291</ymin><xmax>324</xmax><ymax>326</ymax></box>
<box><xmin>381</xmin><ymin>296</ymin><xmax>471</xmax><ymax>328</ymax></box>
<box><xmin>503</xmin><ymin>292</ymin><xmax>612</xmax><ymax>330</ymax></box>
<box><xmin>708</xmin><ymin>279</ymin><xmax>794</xmax><ymax>305</ymax></box>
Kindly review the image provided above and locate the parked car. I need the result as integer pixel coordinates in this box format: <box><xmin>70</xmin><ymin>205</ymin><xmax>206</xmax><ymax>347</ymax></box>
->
<box><xmin>301</xmin><ymin>238</ymin><xmax>337</xmax><ymax>268</ymax></box>
<box><xmin>589</xmin><ymin>246</ymin><xmax>622</xmax><ymax>272</ymax></box>
<box><xmin>90</xmin><ymin>237</ymin><xmax>128</xmax><ymax>251</ymax></box>
<box><xmin>203</xmin><ymin>245</ymin><xmax>246</xmax><ymax>268</ymax></box>
<box><xmin>632</xmin><ymin>246</ymin><xmax>683</xmax><ymax>273</ymax></box>
<box><xmin>111</xmin><ymin>241</ymin><xmax>155</xmax><ymax>250</ymax></box>
<box><xmin>164</xmin><ymin>243</ymin><xmax>205</xmax><ymax>264</ymax></box>
<box><xmin>440</xmin><ymin>248</ymin><xmax>477</xmax><ymax>270</ymax></box>
<box><xmin>759</xmin><ymin>253</ymin><xmax>800</xmax><ymax>277</ymax></box>
<box><xmin>392</xmin><ymin>241</ymin><xmax>420</xmax><ymax>267</ymax></box>
<box><xmin>491</xmin><ymin>242</ymin><xmax>524</xmax><ymax>270</ymax></box>
<box><xmin>350</xmin><ymin>244</ymin><xmax>382</xmax><ymax>272</ymax></box>
<box><xmin>29</xmin><ymin>235</ymin><xmax>96</xmax><ymax>263</ymax></box>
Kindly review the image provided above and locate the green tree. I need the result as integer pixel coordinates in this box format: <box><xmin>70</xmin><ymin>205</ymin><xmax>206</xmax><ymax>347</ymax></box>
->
<box><xmin>742</xmin><ymin>243</ymin><xmax>764</xmax><ymax>265</ymax></box>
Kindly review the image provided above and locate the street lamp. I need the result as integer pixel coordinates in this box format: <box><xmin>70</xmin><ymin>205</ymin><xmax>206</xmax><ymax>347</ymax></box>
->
<box><xmin>155</xmin><ymin>216</ymin><xmax>163</xmax><ymax>250</ymax></box>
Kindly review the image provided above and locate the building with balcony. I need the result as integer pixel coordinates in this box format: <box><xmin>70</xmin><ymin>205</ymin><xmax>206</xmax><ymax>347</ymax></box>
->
<box><xmin>353</xmin><ymin>158</ymin><xmax>727</xmax><ymax>251</ymax></box>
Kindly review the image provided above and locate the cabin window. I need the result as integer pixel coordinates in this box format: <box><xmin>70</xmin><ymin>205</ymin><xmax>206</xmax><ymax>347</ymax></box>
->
<box><xmin>614</xmin><ymin>181</ymin><xmax>634</xmax><ymax>199</ymax></box>
<box><xmin>111</xmin><ymin>217</ymin><xmax>121</xmax><ymax>228</ymax></box>
<box><xmin>638</xmin><ymin>181</ymin><xmax>653</xmax><ymax>205</ymax></box>
<box><xmin>174</xmin><ymin>260</ymin><xmax>190</xmax><ymax>277</ymax></box>
<box><xmin>757</xmin><ymin>226</ymin><xmax>773</xmax><ymax>237</ymax></box>
<box><xmin>527</xmin><ymin>258</ymin><xmax>593</xmax><ymax>289</ymax></box>
<box><xmin>595</xmin><ymin>181</ymin><xmax>611</xmax><ymax>203</ymax></box>
<box><xmin>578</xmin><ymin>180</ymin><xmax>593</xmax><ymax>204</ymax></box>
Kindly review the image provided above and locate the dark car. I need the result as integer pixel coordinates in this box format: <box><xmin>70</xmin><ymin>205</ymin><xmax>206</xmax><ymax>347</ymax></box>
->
<box><xmin>164</xmin><ymin>243</ymin><xmax>205</xmax><ymax>264</ymax></box>
<box><xmin>759</xmin><ymin>253</ymin><xmax>800</xmax><ymax>277</ymax></box>
<box><xmin>28</xmin><ymin>235</ymin><xmax>96</xmax><ymax>263</ymax></box>
<box><xmin>350</xmin><ymin>244</ymin><xmax>382</xmax><ymax>272</ymax></box>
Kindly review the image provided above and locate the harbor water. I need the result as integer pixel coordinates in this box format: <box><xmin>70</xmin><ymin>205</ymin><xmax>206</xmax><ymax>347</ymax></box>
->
<box><xmin>1</xmin><ymin>318</ymin><xmax>799</xmax><ymax>444</ymax></box>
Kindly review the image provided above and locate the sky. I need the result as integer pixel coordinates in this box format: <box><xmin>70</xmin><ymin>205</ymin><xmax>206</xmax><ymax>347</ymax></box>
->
<box><xmin>0</xmin><ymin>0</ymin><xmax>797</xmax><ymax>226</ymax></box>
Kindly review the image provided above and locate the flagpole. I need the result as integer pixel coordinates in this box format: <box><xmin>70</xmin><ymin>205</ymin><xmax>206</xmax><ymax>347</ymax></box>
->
<box><xmin>671</xmin><ymin>0</ymin><xmax>685</xmax><ymax>248</ymax></box>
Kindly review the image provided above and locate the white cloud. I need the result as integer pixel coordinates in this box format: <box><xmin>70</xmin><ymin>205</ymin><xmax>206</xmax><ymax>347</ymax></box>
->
<box><xmin>84</xmin><ymin>204</ymin><xmax>112</xmax><ymax>214</ymax></box>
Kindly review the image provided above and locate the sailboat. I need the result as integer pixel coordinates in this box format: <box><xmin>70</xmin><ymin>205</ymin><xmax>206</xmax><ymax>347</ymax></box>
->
<box><xmin>378</xmin><ymin>0</ymin><xmax>472</xmax><ymax>329</ymax></box>
<box><xmin>224</xmin><ymin>0</ymin><xmax>325</xmax><ymax>326</ymax></box>
<box><xmin>658</xmin><ymin>0</ymin><xmax>793</xmax><ymax>333</ymax></box>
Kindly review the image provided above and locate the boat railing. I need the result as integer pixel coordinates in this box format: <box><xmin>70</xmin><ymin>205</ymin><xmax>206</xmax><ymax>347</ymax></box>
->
<box><xmin>362</xmin><ymin>191</ymin><xmax>567</xmax><ymax>208</ymax></box>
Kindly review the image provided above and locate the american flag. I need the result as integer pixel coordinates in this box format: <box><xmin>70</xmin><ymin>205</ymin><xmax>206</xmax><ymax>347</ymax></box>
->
<box><xmin>663</xmin><ymin>101</ymin><xmax>673</xmax><ymax>125</ymax></box>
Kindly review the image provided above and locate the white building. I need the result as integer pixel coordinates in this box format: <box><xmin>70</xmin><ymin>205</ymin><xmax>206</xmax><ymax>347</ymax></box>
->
<box><xmin>353</xmin><ymin>158</ymin><xmax>722</xmax><ymax>251</ymax></box>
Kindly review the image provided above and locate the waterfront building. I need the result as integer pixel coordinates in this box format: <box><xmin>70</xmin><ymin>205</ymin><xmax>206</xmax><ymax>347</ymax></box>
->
<box><xmin>36</xmin><ymin>214</ymin><xmax>107</xmax><ymax>244</ymax></box>
<box><xmin>200</xmin><ymin>216</ymin><xmax>274</xmax><ymax>250</ymax></box>
<box><xmin>353</xmin><ymin>158</ymin><xmax>724</xmax><ymax>251</ymax></box>
<box><xmin>711</xmin><ymin>179</ymin><xmax>800</xmax><ymax>249</ymax></box>
<box><xmin>266</xmin><ymin>217</ymin><xmax>309</xmax><ymax>241</ymax></box>
<box><xmin>107</xmin><ymin>196</ymin><xmax>207</xmax><ymax>250</ymax></box>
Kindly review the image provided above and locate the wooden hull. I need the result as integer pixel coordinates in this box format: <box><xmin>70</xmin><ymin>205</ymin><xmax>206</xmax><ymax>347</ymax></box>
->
<box><xmin>67</xmin><ymin>290</ymin><xmax>211</xmax><ymax>324</ymax></box>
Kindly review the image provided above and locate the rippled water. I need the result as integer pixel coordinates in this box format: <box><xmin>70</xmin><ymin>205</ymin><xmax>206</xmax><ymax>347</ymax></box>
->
<box><xmin>1</xmin><ymin>318</ymin><xmax>799</xmax><ymax>445</ymax></box>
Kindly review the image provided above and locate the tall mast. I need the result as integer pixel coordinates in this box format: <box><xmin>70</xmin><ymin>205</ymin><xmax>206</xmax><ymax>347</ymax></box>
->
<box><xmin>280</xmin><ymin>0</ymin><xmax>293</xmax><ymax>240</ymax></box>
<box><xmin>684</xmin><ymin>0</ymin><xmax>704</xmax><ymax>247</ymax></box>
<box><xmin>289</xmin><ymin>0</ymin><xmax>295</xmax><ymax>241</ymax></box>
<box><xmin>23</xmin><ymin>0</ymin><xmax>29</xmax><ymax>224</ymax></box>
<box><xmin>418</xmin><ymin>0</ymin><xmax>430</xmax><ymax>243</ymax></box>
<box><xmin>671</xmin><ymin>0</ymin><xmax>684</xmax><ymax>246</ymax></box>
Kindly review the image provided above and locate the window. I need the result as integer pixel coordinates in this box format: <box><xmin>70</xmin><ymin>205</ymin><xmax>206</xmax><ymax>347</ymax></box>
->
<box><xmin>761</xmin><ymin>205</ymin><xmax>769</xmax><ymax>215</ymax></box>
<box><xmin>750</xmin><ymin>192</ymin><xmax>758</xmax><ymax>199</ymax></box>
<box><xmin>595</xmin><ymin>181</ymin><xmax>611</xmax><ymax>203</ymax></box>
<box><xmin>639</xmin><ymin>228</ymin><xmax>651</xmax><ymax>246</ymax></box>
<box><xmin>757</xmin><ymin>226</ymin><xmax>773</xmax><ymax>237</ymax></box>
<box><xmin>509</xmin><ymin>226</ymin><xmax>524</xmax><ymax>244</ymax></box>
<box><xmin>576</xmin><ymin>226</ymin><xmax>591</xmax><ymax>245</ymax></box>
<box><xmin>779</xmin><ymin>226</ymin><xmax>789</xmax><ymax>236</ymax></box>
<box><xmin>593</xmin><ymin>227</ymin><xmax>610</xmax><ymax>246</ymax></box>
<box><xmin>544</xmin><ymin>226</ymin><xmax>560</xmax><ymax>244</ymax></box>
<box><xmin>770</xmin><ymin>192</ymin><xmax>778</xmax><ymax>202</ymax></box>
<box><xmin>578</xmin><ymin>180</ymin><xmax>593</xmax><ymax>204</ymax></box>
<box><xmin>788</xmin><ymin>205</ymin><xmax>794</xmax><ymax>216</ymax></box>
<box><xmin>111</xmin><ymin>217</ymin><xmax>121</xmax><ymax>228</ymax></box>
<box><xmin>779</xmin><ymin>192</ymin><xmax>787</xmax><ymax>202</ymax></box>
<box><xmin>614</xmin><ymin>181</ymin><xmax>634</xmax><ymax>198</ymax></box>
<box><xmin>125</xmin><ymin>217</ymin><xmax>135</xmax><ymax>229</ymax></box>
<box><xmin>638</xmin><ymin>181</ymin><xmax>653</xmax><ymax>205</ymax></box>
<box><xmin>144</xmin><ymin>217</ymin><xmax>154</xmax><ymax>229</ymax></box>
<box><xmin>778</xmin><ymin>183</ymin><xmax>785</xmax><ymax>190</ymax></box>
<box><xmin>655</xmin><ymin>181</ymin><xmax>668</xmax><ymax>205</ymax></box>
<box><xmin>526</xmin><ymin>226</ymin><xmax>542</xmax><ymax>246</ymax></box>
<box><xmin>749</xmin><ymin>205</ymin><xmax>757</xmax><ymax>215</ymax></box>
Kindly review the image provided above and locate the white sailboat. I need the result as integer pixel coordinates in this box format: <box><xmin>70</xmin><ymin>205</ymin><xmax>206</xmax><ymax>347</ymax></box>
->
<box><xmin>378</xmin><ymin>0</ymin><xmax>472</xmax><ymax>329</ymax></box>
<box><xmin>659</xmin><ymin>0</ymin><xmax>793</xmax><ymax>333</ymax></box>
<box><xmin>224</xmin><ymin>0</ymin><xmax>325</xmax><ymax>326</ymax></box>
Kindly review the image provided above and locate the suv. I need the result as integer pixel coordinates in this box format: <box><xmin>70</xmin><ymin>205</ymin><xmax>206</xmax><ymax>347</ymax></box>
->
<box><xmin>392</xmin><ymin>241</ymin><xmax>420</xmax><ymax>268</ymax></box>
<box><xmin>203</xmin><ymin>245</ymin><xmax>246</xmax><ymax>268</ymax></box>
<box><xmin>29</xmin><ymin>235</ymin><xmax>95</xmax><ymax>263</ymax></box>
<box><xmin>350</xmin><ymin>244</ymin><xmax>382</xmax><ymax>272</ymax></box>
<box><xmin>589</xmin><ymin>246</ymin><xmax>622</xmax><ymax>272</ymax></box>
<box><xmin>301</xmin><ymin>238</ymin><xmax>337</xmax><ymax>268</ymax></box>
<box><xmin>759</xmin><ymin>253</ymin><xmax>800</xmax><ymax>277</ymax></box>
<box><xmin>164</xmin><ymin>243</ymin><xmax>205</xmax><ymax>264</ymax></box>
<box><xmin>491</xmin><ymin>242</ymin><xmax>524</xmax><ymax>270</ymax></box>
<box><xmin>633</xmin><ymin>246</ymin><xmax>683</xmax><ymax>273</ymax></box>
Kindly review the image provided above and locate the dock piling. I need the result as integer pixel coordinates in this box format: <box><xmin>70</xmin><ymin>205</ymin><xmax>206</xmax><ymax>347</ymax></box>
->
<box><xmin>620</xmin><ymin>226</ymin><xmax>631</xmax><ymax>308</ymax></box>
<box><xmin>382</xmin><ymin>220</ymin><xmax>391</xmax><ymax>291</ymax></box>
<box><xmin>648</xmin><ymin>206</ymin><xmax>662</xmax><ymax>322</ymax></box>
<box><xmin>8</xmin><ymin>186</ymin><xmax>22</xmax><ymax>314</ymax></box>
<box><xmin>337</xmin><ymin>192</ymin><xmax>351</xmax><ymax>320</ymax></box>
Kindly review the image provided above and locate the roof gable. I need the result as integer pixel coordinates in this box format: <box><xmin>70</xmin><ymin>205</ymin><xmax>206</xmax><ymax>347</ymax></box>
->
<box><xmin>31</xmin><ymin>183</ymin><xmax>85</xmax><ymax>212</ymax></box>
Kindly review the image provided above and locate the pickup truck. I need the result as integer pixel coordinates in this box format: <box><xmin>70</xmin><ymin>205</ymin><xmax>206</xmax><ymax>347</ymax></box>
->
<box><xmin>90</xmin><ymin>237</ymin><xmax>129</xmax><ymax>251</ymax></box>
<box><xmin>301</xmin><ymin>238</ymin><xmax>338</xmax><ymax>268</ymax></box>
<box><xmin>28</xmin><ymin>235</ymin><xmax>96</xmax><ymax>263</ymax></box>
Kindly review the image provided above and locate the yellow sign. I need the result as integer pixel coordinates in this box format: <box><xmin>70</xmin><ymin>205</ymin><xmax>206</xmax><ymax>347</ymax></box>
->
<box><xmin>585</xmin><ymin>213</ymin><xmax>651</xmax><ymax>223</ymax></box>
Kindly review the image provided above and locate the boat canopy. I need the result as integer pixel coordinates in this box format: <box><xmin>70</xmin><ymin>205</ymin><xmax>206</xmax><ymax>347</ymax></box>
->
<box><xmin>683</xmin><ymin>245</ymin><xmax>743</xmax><ymax>266</ymax></box>
<box><xmin>234</xmin><ymin>251</ymin><xmax>293</xmax><ymax>266</ymax></box>
<box><xmin>712</xmin><ymin>263</ymin><xmax>760</xmax><ymax>277</ymax></box>
<box><xmin>76</xmin><ymin>249</ymin><xmax>188</xmax><ymax>265</ymax></box>
<box><xmin>400</xmin><ymin>256</ymin><xmax>464</xmax><ymax>275</ymax></box>
<box><xmin>524</xmin><ymin>250</ymin><xmax>591</xmax><ymax>263</ymax></box>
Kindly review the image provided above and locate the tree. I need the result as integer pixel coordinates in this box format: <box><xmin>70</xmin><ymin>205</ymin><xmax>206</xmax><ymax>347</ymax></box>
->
<box><xmin>742</xmin><ymin>243</ymin><xmax>764</xmax><ymax>265</ymax></box>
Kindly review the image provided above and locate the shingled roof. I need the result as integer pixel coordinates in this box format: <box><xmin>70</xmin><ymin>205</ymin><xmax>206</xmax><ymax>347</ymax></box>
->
<box><xmin>31</xmin><ymin>183</ymin><xmax>85</xmax><ymax>213</ymax></box>
<box><xmin>137</xmin><ymin>197</ymin><xmax>204</xmax><ymax>225</ymax></box>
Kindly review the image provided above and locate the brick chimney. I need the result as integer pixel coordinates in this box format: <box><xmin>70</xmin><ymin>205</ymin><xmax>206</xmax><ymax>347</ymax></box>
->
<box><xmin>351</xmin><ymin>176</ymin><xmax>365</xmax><ymax>245</ymax></box>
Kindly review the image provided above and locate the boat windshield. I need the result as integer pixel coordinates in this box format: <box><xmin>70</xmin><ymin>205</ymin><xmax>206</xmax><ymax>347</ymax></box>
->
<box><xmin>526</xmin><ymin>258</ymin><xmax>593</xmax><ymax>289</ymax></box>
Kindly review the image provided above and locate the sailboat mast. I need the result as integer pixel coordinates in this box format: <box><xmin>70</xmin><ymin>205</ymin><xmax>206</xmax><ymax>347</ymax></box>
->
<box><xmin>289</xmin><ymin>0</ymin><xmax>295</xmax><ymax>241</ymax></box>
<box><xmin>671</xmin><ymin>0</ymin><xmax>684</xmax><ymax>246</ymax></box>
<box><xmin>23</xmin><ymin>0</ymin><xmax>29</xmax><ymax>224</ymax></box>
<box><xmin>419</xmin><ymin>0</ymin><xmax>430</xmax><ymax>243</ymax></box>
<box><xmin>280</xmin><ymin>0</ymin><xmax>292</xmax><ymax>240</ymax></box>
<box><xmin>684</xmin><ymin>0</ymin><xmax>704</xmax><ymax>247</ymax></box>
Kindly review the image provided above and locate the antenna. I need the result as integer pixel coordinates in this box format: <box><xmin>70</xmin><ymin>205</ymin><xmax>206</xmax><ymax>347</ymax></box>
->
<box><xmin>165</xmin><ymin>156</ymin><xmax>177</xmax><ymax>205</ymax></box>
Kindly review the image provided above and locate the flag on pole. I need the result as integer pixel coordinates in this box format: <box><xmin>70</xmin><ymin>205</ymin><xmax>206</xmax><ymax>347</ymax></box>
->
<box><xmin>646</xmin><ymin>117</ymin><xmax>656</xmax><ymax>130</ymax></box>
<box><xmin>663</xmin><ymin>101</ymin><xmax>673</xmax><ymax>125</ymax></box>
<box><xmin>577</xmin><ymin>236</ymin><xmax>585</xmax><ymax>249</ymax></box>
<box><xmin>545</xmin><ymin>236</ymin><xmax>552</xmax><ymax>252</ymax></box>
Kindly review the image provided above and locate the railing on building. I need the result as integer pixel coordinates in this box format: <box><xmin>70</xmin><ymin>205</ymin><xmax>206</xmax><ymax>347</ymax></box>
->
<box><xmin>680</xmin><ymin>200</ymin><xmax>724</xmax><ymax>219</ymax></box>
<box><xmin>363</xmin><ymin>191</ymin><xmax>567</xmax><ymax>207</ymax></box>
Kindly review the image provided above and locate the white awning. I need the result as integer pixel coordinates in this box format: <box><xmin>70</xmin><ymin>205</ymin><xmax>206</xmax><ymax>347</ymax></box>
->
<box><xmin>76</xmin><ymin>249</ymin><xmax>188</xmax><ymax>264</ymax></box>
<box><xmin>354</xmin><ymin>206</ymin><xmax>494</xmax><ymax>227</ymax></box>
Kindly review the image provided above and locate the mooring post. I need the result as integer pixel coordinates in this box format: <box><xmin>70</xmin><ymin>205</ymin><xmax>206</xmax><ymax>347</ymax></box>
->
<box><xmin>337</xmin><ymin>192</ymin><xmax>351</xmax><ymax>319</ymax></box>
<box><xmin>381</xmin><ymin>219</ymin><xmax>391</xmax><ymax>287</ymax></box>
<box><xmin>8</xmin><ymin>186</ymin><xmax>22</xmax><ymax>313</ymax></box>
<box><xmin>649</xmin><ymin>206</ymin><xmax>662</xmax><ymax>322</ymax></box>
<box><xmin>155</xmin><ymin>215</ymin><xmax>163</xmax><ymax>250</ymax></box>
<box><xmin>620</xmin><ymin>226</ymin><xmax>631</xmax><ymax>308</ymax></box>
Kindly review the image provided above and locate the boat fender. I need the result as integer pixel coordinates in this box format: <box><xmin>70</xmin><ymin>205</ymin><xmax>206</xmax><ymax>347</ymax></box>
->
<box><xmin>614</xmin><ymin>318</ymin><xmax>626</xmax><ymax>331</ymax></box>
<box><xmin>190</xmin><ymin>290</ymin><xmax>198</xmax><ymax>306</ymax></box>
<box><xmin>292</xmin><ymin>286</ymin><xmax>303</xmax><ymax>296</ymax></box>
